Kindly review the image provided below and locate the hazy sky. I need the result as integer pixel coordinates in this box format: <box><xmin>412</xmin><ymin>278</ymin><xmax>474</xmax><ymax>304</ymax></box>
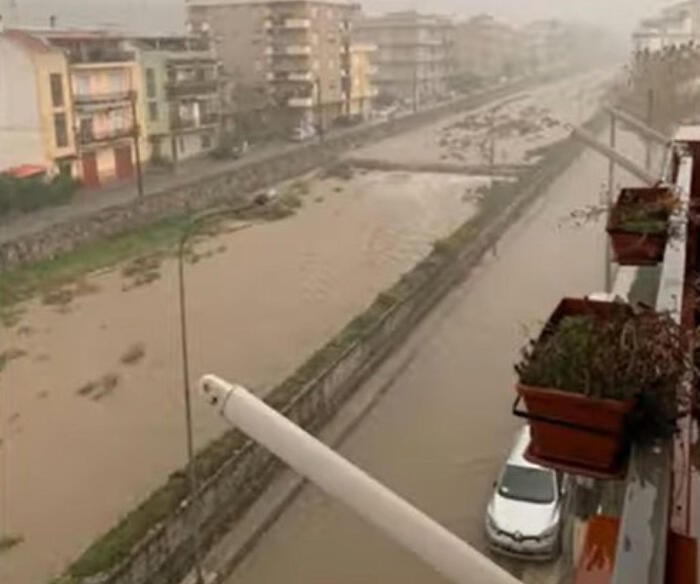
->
<box><xmin>4</xmin><ymin>0</ymin><xmax>676</xmax><ymax>36</ymax></box>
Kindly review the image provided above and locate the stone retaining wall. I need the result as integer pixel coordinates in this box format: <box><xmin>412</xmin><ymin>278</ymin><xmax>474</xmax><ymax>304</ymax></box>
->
<box><xmin>62</xmin><ymin>110</ymin><xmax>606</xmax><ymax>584</ymax></box>
<box><xmin>2</xmin><ymin>76</ymin><xmax>555</xmax><ymax>270</ymax></box>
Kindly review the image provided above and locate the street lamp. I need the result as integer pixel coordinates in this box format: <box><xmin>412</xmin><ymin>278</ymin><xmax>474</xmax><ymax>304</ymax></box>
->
<box><xmin>177</xmin><ymin>196</ymin><xmax>268</xmax><ymax>584</ymax></box>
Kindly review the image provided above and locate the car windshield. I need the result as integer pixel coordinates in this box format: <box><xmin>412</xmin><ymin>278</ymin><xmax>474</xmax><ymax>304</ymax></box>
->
<box><xmin>498</xmin><ymin>465</ymin><xmax>555</xmax><ymax>504</ymax></box>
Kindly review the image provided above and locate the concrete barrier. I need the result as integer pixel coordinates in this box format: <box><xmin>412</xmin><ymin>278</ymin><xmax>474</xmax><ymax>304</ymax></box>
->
<box><xmin>58</xmin><ymin>110</ymin><xmax>606</xmax><ymax>584</ymax></box>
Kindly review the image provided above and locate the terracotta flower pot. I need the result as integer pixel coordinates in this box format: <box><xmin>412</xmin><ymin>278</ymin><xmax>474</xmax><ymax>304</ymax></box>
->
<box><xmin>517</xmin><ymin>384</ymin><xmax>634</xmax><ymax>477</ymax></box>
<box><xmin>606</xmin><ymin>186</ymin><xmax>671</xmax><ymax>266</ymax></box>
<box><xmin>514</xmin><ymin>298</ymin><xmax>635</xmax><ymax>478</ymax></box>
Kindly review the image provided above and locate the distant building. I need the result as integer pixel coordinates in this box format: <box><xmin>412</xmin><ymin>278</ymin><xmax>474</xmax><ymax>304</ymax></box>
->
<box><xmin>522</xmin><ymin>20</ymin><xmax>568</xmax><ymax>75</ymax></box>
<box><xmin>129</xmin><ymin>35</ymin><xmax>222</xmax><ymax>165</ymax></box>
<box><xmin>348</xmin><ymin>42</ymin><xmax>377</xmax><ymax>118</ymax></box>
<box><xmin>633</xmin><ymin>0</ymin><xmax>700</xmax><ymax>53</ymax></box>
<box><xmin>453</xmin><ymin>14</ymin><xmax>522</xmax><ymax>84</ymax></box>
<box><xmin>356</xmin><ymin>11</ymin><xmax>453</xmax><ymax>106</ymax></box>
<box><xmin>186</xmin><ymin>0</ymin><xmax>361</xmax><ymax>134</ymax></box>
<box><xmin>23</xmin><ymin>30</ymin><xmax>147</xmax><ymax>188</ymax></box>
<box><xmin>0</xmin><ymin>29</ymin><xmax>77</xmax><ymax>174</ymax></box>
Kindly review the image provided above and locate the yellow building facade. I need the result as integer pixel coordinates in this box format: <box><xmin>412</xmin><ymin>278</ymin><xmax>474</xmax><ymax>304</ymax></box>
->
<box><xmin>349</xmin><ymin>43</ymin><xmax>377</xmax><ymax>119</ymax></box>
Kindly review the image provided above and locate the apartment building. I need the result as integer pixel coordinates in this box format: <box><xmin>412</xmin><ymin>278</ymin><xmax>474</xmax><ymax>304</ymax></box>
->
<box><xmin>130</xmin><ymin>35</ymin><xmax>221</xmax><ymax>165</ymax></box>
<box><xmin>186</xmin><ymin>0</ymin><xmax>360</xmax><ymax>133</ymax></box>
<box><xmin>522</xmin><ymin>20</ymin><xmax>569</xmax><ymax>75</ymax></box>
<box><xmin>357</xmin><ymin>11</ymin><xmax>453</xmax><ymax>106</ymax></box>
<box><xmin>453</xmin><ymin>15</ymin><xmax>522</xmax><ymax>83</ymax></box>
<box><xmin>348</xmin><ymin>42</ymin><xmax>377</xmax><ymax>118</ymax></box>
<box><xmin>633</xmin><ymin>0</ymin><xmax>700</xmax><ymax>53</ymax></box>
<box><xmin>0</xmin><ymin>29</ymin><xmax>77</xmax><ymax>174</ymax></box>
<box><xmin>27</xmin><ymin>30</ymin><xmax>147</xmax><ymax>188</ymax></box>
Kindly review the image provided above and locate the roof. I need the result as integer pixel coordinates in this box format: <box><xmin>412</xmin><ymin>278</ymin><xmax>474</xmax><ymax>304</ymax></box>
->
<box><xmin>1</xmin><ymin>29</ymin><xmax>54</xmax><ymax>54</ymax></box>
<box><xmin>4</xmin><ymin>164</ymin><xmax>47</xmax><ymax>179</ymax></box>
<box><xmin>675</xmin><ymin>124</ymin><xmax>700</xmax><ymax>143</ymax></box>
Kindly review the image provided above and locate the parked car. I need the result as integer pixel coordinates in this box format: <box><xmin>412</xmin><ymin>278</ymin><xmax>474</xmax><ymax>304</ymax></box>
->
<box><xmin>290</xmin><ymin>125</ymin><xmax>317</xmax><ymax>142</ymax></box>
<box><xmin>485</xmin><ymin>426</ymin><xmax>565</xmax><ymax>561</ymax></box>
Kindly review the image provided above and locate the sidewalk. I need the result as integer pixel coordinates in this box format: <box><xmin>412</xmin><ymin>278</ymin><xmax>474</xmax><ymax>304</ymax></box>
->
<box><xmin>0</xmin><ymin>139</ymin><xmax>291</xmax><ymax>246</ymax></box>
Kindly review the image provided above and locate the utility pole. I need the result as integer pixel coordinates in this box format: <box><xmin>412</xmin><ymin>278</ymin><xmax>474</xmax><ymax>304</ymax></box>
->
<box><xmin>316</xmin><ymin>75</ymin><xmax>325</xmax><ymax>143</ymax></box>
<box><xmin>606</xmin><ymin>113</ymin><xmax>616</xmax><ymax>293</ymax></box>
<box><xmin>412</xmin><ymin>63</ymin><xmax>418</xmax><ymax>113</ymax></box>
<box><xmin>646</xmin><ymin>88</ymin><xmax>654</xmax><ymax>171</ymax></box>
<box><xmin>129</xmin><ymin>90</ymin><xmax>144</xmax><ymax>198</ymax></box>
<box><xmin>488</xmin><ymin>116</ymin><xmax>496</xmax><ymax>174</ymax></box>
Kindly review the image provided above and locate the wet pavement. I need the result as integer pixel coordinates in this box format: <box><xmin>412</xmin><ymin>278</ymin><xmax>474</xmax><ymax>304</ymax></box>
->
<box><xmin>222</xmin><ymin>131</ymin><xmax>649</xmax><ymax>584</ymax></box>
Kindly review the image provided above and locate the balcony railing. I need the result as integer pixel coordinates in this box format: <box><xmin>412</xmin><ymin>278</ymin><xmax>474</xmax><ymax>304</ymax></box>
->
<box><xmin>267</xmin><ymin>71</ymin><xmax>313</xmax><ymax>82</ymax></box>
<box><xmin>78</xmin><ymin>127</ymin><xmax>134</xmax><ymax>146</ymax></box>
<box><xmin>166</xmin><ymin>78</ymin><xmax>219</xmax><ymax>97</ymax></box>
<box><xmin>73</xmin><ymin>90</ymin><xmax>133</xmax><ymax>108</ymax></box>
<box><xmin>69</xmin><ymin>49</ymin><xmax>135</xmax><ymax>65</ymax></box>
<box><xmin>265</xmin><ymin>45</ymin><xmax>312</xmax><ymax>57</ymax></box>
<box><xmin>170</xmin><ymin>113</ymin><xmax>219</xmax><ymax>131</ymax></box>
<box><xmin>265</xmin><ymin>17</ymin><xmax>312</xmax><ymax>29</ymax></box>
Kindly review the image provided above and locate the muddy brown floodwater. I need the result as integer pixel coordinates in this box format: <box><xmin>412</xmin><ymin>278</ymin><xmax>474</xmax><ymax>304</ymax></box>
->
<box><xmin>0</xmin><ymin>69</ymin><xmax>622</xmax><ymax>584</ymax></box>
<box><xmin>223</xmin><ymin>129</ymin><xmax>650</xmax><ymax>584</ymax></box>
<box><xmin>0</xmin><ymin>170</ymin><xmax>487</xmax><ymax>584</ymax></box>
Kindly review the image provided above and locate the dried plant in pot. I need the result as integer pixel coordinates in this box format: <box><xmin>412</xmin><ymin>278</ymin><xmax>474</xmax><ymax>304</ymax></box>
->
<box><xmin>606</xmin><ymin>186</ymin><xmax>676</xmax><ymax>266</ymax></box>
<box><xmin>513</xmin><ymin>298</ymin><xmax>689</xmax><ymax>478</ymax></box>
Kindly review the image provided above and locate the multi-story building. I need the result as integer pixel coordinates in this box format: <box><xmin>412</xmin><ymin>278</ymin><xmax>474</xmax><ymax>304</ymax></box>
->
<box><xmin>186</xmin><ymin>0</ymin><xmax>361</xmax><ymax>134</ymax></box>
<box><xmin>357</xmin><ymin>11</ymin><xmax>453</xmax><ymax>106</ymax></box>
<box><xmin>453</xmin><ymin>15</ymin><xmax>522</xmax><ymax>84</ymax></box>
<box><xmin>348</xmin><ymin>42</ymin><xmax>377</xmax><ymax>118</ymax></box>
<box><xmin>522</xmin><ymin>20</ymin><xmax>569</xmax><ymax>75</ymax></box>
<box><xmin>29</xmin><ymin>30</ymin><xmax>147</xmax><ymax>188</ymax></box>
<box><xmin>0</xmin><ymin>28</ymin><xmax>77</xmax><ymax>174</ymax></box>
<box><xmin>129</xmin><ymin>35</ymin><xmax>222</xmax><ymax>165</ymax></box>
<box><xmin>633</xmin><ymin>0</ymin><xmax>700</xmax><ymax>53</ymax></box>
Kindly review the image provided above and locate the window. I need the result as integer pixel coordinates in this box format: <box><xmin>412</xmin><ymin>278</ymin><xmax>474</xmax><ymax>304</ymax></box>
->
<box><xmin>109</xmin><ymin>71</ymin><xmax>125</xmax><ymax>92</ymax></box>
<box><xmin>201</xmin><ymin>134</ymin><xmax>212</xmax><ymax>149</ymax></box>
<box><xmin>50</xmin><ymin>73</ymin><xmax>64</xmax><ymax>107</ymax></box>
<box><xmin>146</xmin><ymin>68</ymin><xmax>157</xmax><ymax>99</ymax></box>
<box><xmin>498</xmin><ymin>465</ymin><xmax>555</xmax><ymax>504</ymax></box>
<box><xmin>75</xmin><ymin>74</ymin><xmax>90</xmax><ymax>97</ymax></box>
<box><xmin>179</xmin><ymin>137</ymin><xmax>185</xmax><ymax>153</ymax></box>
<box><xmin>53</xmin><ymin>113</ymin><xmax>68</xmax><ymax>148</ymax></box>
<box><xmin>149</xmin><ymin>102</ymin><xmax>159</xmax><ymax>121</ymax></box>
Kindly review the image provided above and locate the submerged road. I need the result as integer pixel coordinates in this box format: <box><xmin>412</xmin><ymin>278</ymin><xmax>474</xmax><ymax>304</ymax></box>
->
<box><xmin>223</xmin><ymin>128</ymin><xmax>651</xmax><ymax>583</ymax></box>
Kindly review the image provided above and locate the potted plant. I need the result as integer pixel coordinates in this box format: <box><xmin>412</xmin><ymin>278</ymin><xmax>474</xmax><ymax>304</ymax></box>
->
<box><xmin>514</xmin><ymin>297</ymin><xmax>688</xmax><ymax>478</ymax></box>
<box><xmin>606</xmin><ymin>186</ymin><xmax>676</xmax><ymax>265</ymax></box>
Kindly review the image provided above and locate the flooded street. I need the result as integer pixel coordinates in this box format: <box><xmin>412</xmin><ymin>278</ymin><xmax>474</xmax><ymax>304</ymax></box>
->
<box><xmin>224</xmin><ymin>133</ymin><xmax>648</xmax><ymax>584</ymax></box>
<box><xmin>0</xmin><ymin>71</ymin><xmax>618</xmax><ymax>584</ymax></box>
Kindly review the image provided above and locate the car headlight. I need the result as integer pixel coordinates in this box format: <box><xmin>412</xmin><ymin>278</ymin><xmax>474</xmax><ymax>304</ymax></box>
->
<box><xmin>539</xmin><ymin>523</ymin><xmax>559</xmax><ymax>540</ymax></box>
<box><xmin>486</xmin><ymin>514</ymin><xmax>498</xmax><ymax>531</ymax></box>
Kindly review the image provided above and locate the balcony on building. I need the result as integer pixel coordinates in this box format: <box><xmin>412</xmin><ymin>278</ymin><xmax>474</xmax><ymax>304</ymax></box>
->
<box><xmin>267</xmin><ymin>71</ymin><xmax>313</xmax><ymax>82</ymax></box>
<box><xmin>170</xmin><ymin>111</ymin><xmax>219</xmax><ymax>131</ymax></box>
<box><xmin>166</xmin><ymin>76</ymin><xmax>219</xmax><ymax>97</ymax></box>
<box><xmin>73</xmin><ymin>90</ymin><xmax>133</xmax><ymax>110</ymax></box>
<box><xmin>78</xmin><ymin>126</ymin><xmax>134</xmax><ymax>146</ymax></box>
<box><xmin>265</xmin><ymin>17</ymin><xmax>312</xmax><ymax>30</ymax></box>
<box><xmin>265</xmin><ymin>44</ymin><xmax>313</xmax><ymax>57</ymax></box>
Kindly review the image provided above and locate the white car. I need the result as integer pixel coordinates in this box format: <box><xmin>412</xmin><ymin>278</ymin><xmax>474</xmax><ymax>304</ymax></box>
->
<box><xmin>485</xmin><ymin>427</ymin><xmax>565</xmax><ymax>561</ymax></box>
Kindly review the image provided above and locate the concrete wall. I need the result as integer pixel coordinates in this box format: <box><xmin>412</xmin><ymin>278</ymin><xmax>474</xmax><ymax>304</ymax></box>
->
<box><xmin>0</xmin><ymin>35</ymin><xmax>43</xmax><ymax>170</ymax></box>
<box><xmin>70</xmin><ymin>108</ymin><xmax>604</xmax><ymax>584</ymax></box>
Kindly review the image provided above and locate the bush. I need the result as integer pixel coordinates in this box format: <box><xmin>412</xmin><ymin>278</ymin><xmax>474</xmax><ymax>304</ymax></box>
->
<box><xmin>0</xmin><ymin>173</ymin><xmax>78</xmax><ymax>216</ymax></box>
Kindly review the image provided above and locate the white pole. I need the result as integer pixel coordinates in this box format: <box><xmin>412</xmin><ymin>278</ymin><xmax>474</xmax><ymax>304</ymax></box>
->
<box><xmin>199</xmin><ymin>375</ymin><xmax>521</xmax><ymax>584</ymax></box>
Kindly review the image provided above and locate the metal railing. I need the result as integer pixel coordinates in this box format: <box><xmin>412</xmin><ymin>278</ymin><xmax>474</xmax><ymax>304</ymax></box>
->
<box><xmin>608</xmin><ymin>141</ymin><xmax>693</xmax><ymax>584</ymax></box>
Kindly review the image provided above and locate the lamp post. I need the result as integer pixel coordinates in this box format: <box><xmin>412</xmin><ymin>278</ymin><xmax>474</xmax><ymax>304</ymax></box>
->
<box><xmin>177</xmin><ymin>197</ymin><xmax>268</xmax><ymax>584</ymax></box>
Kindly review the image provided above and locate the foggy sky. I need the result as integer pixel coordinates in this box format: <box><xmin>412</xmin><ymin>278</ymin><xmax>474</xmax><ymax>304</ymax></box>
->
<box><xmin>5</xmin><ymin>0</ymin><xmax>675</xmax><ymax>36</ymax></box>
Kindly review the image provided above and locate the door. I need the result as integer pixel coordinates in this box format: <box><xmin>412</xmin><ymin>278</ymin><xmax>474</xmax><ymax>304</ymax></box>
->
<box><xmin>114</xmin><ymin>145</ymin><xmax>134</xmax><ymax>181</ymax></box>
<box><xmin>81</xmin><ymin>152</ymin><xmax>99</xmax><ymax>188</ymax></box>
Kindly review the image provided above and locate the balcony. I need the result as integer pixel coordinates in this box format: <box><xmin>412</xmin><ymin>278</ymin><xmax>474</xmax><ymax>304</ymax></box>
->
<box><xmin>166</xmin><ymin>78</ymin><xmax>219</xmax><ymax>97</ymax></box>
<box><xmin>266</xmin><ymin>17</ymin><xmax>311</xmax><ymax>30</ymax></box>
<box><xmin>73</xmin><ymin>90</ymin><xmax>132</xmax><ymax>109</ymax></box>
<box><xmin>171</xmin><ymin>112</ymin><xmax>219</xmax><ymax>131</ymax></box>
<box><xmin>287</xmin><ymin>96</ymin><xmax>314</xmax><ymax>108</ymax></box>
<box><xmin>68</xmin><ymin>48</ymin><xmax>135</xmax><ymax>65</ymax></box>
<box><xmin>267</xmin><ymin>71</ymin><xmax>313</xmax><ymax>82</ymax></box>
<box><xmin>78</xmin><ymin>127</ymin><xmax>134</xmax><ymax>146</ymax></box>
<box><xmin>266</xmin><ymin>45</ymin><xmax>312</xmax><ymax>57</ymax></box>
